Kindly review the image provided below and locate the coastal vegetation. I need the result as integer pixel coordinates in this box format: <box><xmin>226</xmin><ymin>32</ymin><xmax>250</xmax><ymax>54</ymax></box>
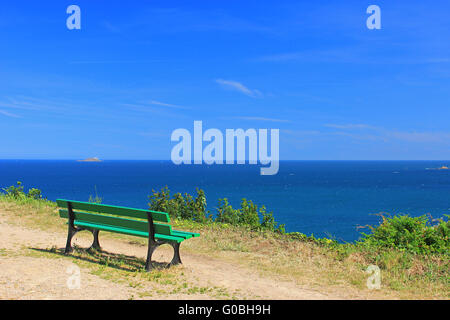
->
<box><xmin>148</xmin><ymin>186</ymin><xmax>449</xmax><ymax>255</ymax></box>
<box><xmin>148</xmin><ymin>186</ymin><xmax>286</xmax><ymax>233</ymax></box>
<box><xmin>2</xmin><ymin>181</ymin><xmax>43</xmax><ymax>201</ymax></box>
<box><xmin>0</xmin><ymin>182</ymin><xmax>448</xmax><ymax>298</ymax></box>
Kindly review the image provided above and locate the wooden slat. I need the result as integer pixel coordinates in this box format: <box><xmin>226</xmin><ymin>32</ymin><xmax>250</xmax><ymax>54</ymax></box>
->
<box><xmin>170</xmin><ymin>230</ymin><xmax>193</xmax><ymax>239</ymax></box>
<box><xmin>56</xmin><ymin>199</ymin><xmax>170</xmax><ymax>223</ymax></box>
<box><xmin>172</xmin><ymin>230</ymin><xmax>201</xmax><ymax>238</ymax></box>
<box><xmin>59</xmin><ymin>209</ymin><xmax>172</xmax><ymax>235</ymax></box>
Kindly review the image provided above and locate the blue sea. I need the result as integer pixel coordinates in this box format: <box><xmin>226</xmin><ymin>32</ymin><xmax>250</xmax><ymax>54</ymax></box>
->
<box><xmin>1</xmin><ymin>160</ymin><xmax>449</xmax><ymax>242</ymax></box>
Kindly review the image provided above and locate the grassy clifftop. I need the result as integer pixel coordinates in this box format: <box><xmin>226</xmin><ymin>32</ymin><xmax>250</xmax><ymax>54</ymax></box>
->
<box><xmin>0</xmin><ymin>183</ymin><xmax>448</xmax><ymax>299</ymax></box>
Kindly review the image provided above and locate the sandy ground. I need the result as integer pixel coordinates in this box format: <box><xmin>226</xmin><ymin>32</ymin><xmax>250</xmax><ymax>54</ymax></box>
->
<box><xmin>0</xmin><ymin>209</ymin><xmax>371</xmax><ymax>300</ymax></box>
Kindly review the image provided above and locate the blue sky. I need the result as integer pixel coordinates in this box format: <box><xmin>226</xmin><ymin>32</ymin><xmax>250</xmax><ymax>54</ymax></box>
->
<box><xmin>0</xmin><ymin>0</ymin><xmax>449</xmax><ymax>160</ymax></box>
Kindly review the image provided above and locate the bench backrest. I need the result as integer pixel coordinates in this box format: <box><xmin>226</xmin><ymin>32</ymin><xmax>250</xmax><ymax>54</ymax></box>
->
<box><xmin>56</xmin><ymin>199</ymin><xmax>172</xmax><ymax>235</ymax></box>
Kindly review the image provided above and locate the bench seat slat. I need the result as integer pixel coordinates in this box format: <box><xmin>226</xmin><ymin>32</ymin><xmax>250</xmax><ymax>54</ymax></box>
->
<box><xmin>59</xmin><ymin>209</ymin><xmax>172</xmax><ymax>235</ymax></box>
<box><xmin>170</xmin><ymin>231</ymin><xmax>192</xmax><ymax>239</ymax></box>
<box><xmin>73</xmin><ymin>221</ymin><xmax>184</xmax><ymax>243</ymax></box>
<box><xmin>56</xmin><ymin>199</ymin><xmax>170</xmax><ymax>223</ymax></box>
<box><xmin>172</xmin><ymin>230</ymin><xmax>201</xmax><ymax>239</ymax></box>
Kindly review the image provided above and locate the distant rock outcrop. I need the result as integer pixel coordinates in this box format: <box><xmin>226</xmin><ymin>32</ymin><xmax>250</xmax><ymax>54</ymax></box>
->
<box><xmin>77</xmin><ymin>157</ymin><xmax>102</xmax><ymax>162</ymax></box>
<box><xmin>428</xmin><ymin>165</ymin><xmax>450</xmax><ymax>170</ymax></box>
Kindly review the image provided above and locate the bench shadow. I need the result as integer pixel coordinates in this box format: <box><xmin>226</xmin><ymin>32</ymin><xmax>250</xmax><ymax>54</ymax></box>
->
<box><xmin>30</xmin><ymin>246</ymin><xmax>169</xmax><ymax>272</ymax></box>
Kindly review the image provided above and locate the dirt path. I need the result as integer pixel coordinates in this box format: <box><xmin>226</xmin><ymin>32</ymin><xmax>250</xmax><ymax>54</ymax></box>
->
<box><xmin>0</xmin><ymin>210</ymin><xmax>356</xmax><ymax>300</ymax></box>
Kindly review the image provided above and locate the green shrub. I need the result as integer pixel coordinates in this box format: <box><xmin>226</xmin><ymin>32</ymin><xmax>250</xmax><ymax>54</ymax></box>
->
<box><xmin>2</xmin><ymin>181</ymin><xmax>44</xmax><ymax>201</ymax></box>
<box><xmin>260</xmin><ymin>205</ymin><xmax>285</xmax><ymax>233</ymax></box>
<box><xmin>436</xmin><ymin>215</ymin><xmax>450</xmax><ymax>239</ymax></box>
<box><xmin>358</xmin><ymin>214</ymin><xmax>449</xmax><ymax>255</ymax></box>
<box><xmin>239</xmin><ymin>198</ymin><xmax>260</xmax><ymax>226</ymax></box>
<box><xmin>27</xmin><ymin>188</ymin><xmax>42</xmax><ymax>200</ymax></box>
<box><xmin>149</xmin><ymin>186</ymin><xmax>284</xmax><ymax>233</ymax></box>
<box><xmin>215</xmin><ymin>198</ymin><xmax>240</xmax><ymax>225</ymax></box>
<box><xmin>2</xmin><ymin>181</ymin><xmax>25</xmax><ymax>199</ymax></box>
<box><xmin>286</xmin><ymin>231</ymin><xmax>335</xmax><ymax>245</ymax></box>
<box><xmin>148</xmin><ymin>186</ymin><xmax>171</xmax><ymax>213</ymax></box>
<box><xmin>148</xmin><ymin>187</ymin><xmax>211</xmax><ymax>223</ymax></box>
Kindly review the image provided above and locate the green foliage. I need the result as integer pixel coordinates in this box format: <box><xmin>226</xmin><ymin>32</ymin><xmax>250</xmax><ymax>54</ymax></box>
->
<box><xmin>215</xmin><ymin>198</ymin><xmax>239</xmax><ymax>225</ymax></box>
<box><xmin>216</xmin><ymin>197</ymin><xmax>285</xmax><ymax>233</ymax></box>
<box><xmin>436</xmin><ymin>215</ymin><xmax>450</xmax><ymax>240</ymax></box>
<box><xmin>149</xmin><ymin>187</ymin><xmax>285</xmax><ymax>233</ymax></box>
<box><xmin>286</xmin><ymin>231</ymin><xmax>336</xmax><ymax>245</ymax></box>
<box><xmin>27</xmin><ymin>188</ymin><xmax>42</xmax><ymax>200</ymax></box>
<box><xmin>148</xmin><ymin>187</ymin><xmax>211</xmax><ymax>223</ymax></box>
<box><xmin>2</xmin><ymin>181</ymin><xmax>44</xmax><ymax>200</ymax></box>
<box><xmin>358</xmin><ymin>214</ymin><xmax>450</xmax><ymax>255</ymax></box>
<box><xmin>148</xmin><ymin>186</ymin><xmax>171</xmax><ymax>213</ymax></box>
<box><xmin>239</xmin><ymin>199</ymin><xmax>260</xmax><ymax>226</ymax></box>
<box><xmin>260</xmin><ymin>205</ymin><xmax>286</xmax><ymax>233</ymax></box>
<box><xmin>3</xmin><ymin>181</ymin><xmax>25</xmax><ymax>198</ymax></box>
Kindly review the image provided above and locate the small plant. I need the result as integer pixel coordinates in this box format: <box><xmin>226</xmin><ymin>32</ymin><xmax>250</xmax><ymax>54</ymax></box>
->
<box><xmin>88</xmin><ymin>185</ymin><xmax>102</xmax><ymax>204</ymax></box>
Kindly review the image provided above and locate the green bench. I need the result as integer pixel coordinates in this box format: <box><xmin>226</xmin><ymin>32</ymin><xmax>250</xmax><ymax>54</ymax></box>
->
<box><xmin>56</xmin><ymin>199</ymin><xmax>200</xmax><ymax>271</ymax></box>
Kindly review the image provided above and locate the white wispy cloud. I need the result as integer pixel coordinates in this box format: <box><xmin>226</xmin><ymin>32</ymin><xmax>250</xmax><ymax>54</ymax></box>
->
<box><xmin>121</xmin><ymin>102</ymin><xmax>188</xmax><ymax>118</ymax></box>
<box><xmin>325</xmin><ymin>123</ymin><xmax>450</xmax><ymax>143</ymax></box>
<box><xmin>386</xmin><ymin>131</ymin><xmax>450</xmax><ymax>143</ymax></box>
<box><xmin>138</xmin><ymin>131</ymin><xmax>168</xmax><ymax>138</ymax></box>
<box><xmin>325</xmin><ymin>123</ymin><xmax>375</xmax><ymax>130</ymax></box>
<box><xmin>101</xmin><ymin>21</ymin><xmax>121</xmax><ymax>33</ymax></box>
<box><xmin>0</xmin><ymin>96</ymin><xmax>70</xmax><ymax>116</ymax></box>
<box><xmin>69</xmin><ymin>60</ymin><xmax>162</xmax><ymax>65</ymax></box>
<box><xmin>148</xmin><ymin>100</ymin><xmax>189</xmax><ymax>109</ymax></box>
<box><xmin>0</xmin><ymin>109</ymin><xmax>20</xmax><ymax>118</ymax></box>
<box><xmin>283</xmin><ymin>129</ymin><xmax>321</xmax><ymax>136</ymax></box>
<box><xmin>256</xmin><ymin>49</ymin><xmax>365</xmax><ymax>64</ymax></box>
<box><xmin>215</xmin><ymin>79</ymin><xmax>262</xmax><ymax>98</ymax></box>
<box><xmin>232</xmin><ymin>116</ymin><xmax>291</xmax><ymax>123</ymax></box>
<box><xmin>256</xmin><ymin>46</ymin><xmax>450</xmax><ymax>65</ymax></box>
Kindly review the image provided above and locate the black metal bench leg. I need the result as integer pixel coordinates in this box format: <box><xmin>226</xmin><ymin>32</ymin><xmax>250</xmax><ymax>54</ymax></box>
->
<box><xmin>89</xmin><ymin>229</ymin><xmax>101</xmax><ymax>251</ymax></box>
<box><xmin>64</xmin><ymin>224</ymin><xmax>77</xmax><ymax>254</ymax></box>
<box><xmin>145</xmin><ymin>243</ymin><xmax>158</xmax><ymax>271</ymax></box>
<box><xmin>170</xmin><ymin>242</ymin><xmax>182</xmax><ymax>266</ymax></box>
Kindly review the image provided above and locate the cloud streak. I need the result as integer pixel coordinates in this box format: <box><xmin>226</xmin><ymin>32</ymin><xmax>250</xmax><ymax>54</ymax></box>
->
<box><xmin>0</xmin><ymin>109</ymin><xmax>20</xmax><ymax>118</ymax></box>
<box><xmin>215</xmin><ymin>79</ymin><xmax>262</xmax><ymax>98</ymax></box>
<box><xmin>324</xmin><ymin>123</ymin><xmax>376</xmax><ymax>130</ymax></box>
<box><xmin>69</xmin><ymin>60</ymin><xmax>163</xmax><ymax>65</ymax></box>
<box><xmin>232</xmin><ymin>116</ymin><xmax>290</xmax><ymax>123</ymax></box>
<box><xmin>325</xmin><ymin>123</ymin><xmax>450</xmax><ymax>144</ymax></box>
<box><xmin>148</xmin><ymin>100</ymin><xmax>189</xmax><ymax>109</ymax></box>
<box><xmin>0</xmin><ymin>96</ymin><xmax>70</xmax><ymax>116</ymax></box>
<box><xmin>121</xmin><ymin>102</ymin><xmax>188</xmax><ymax>118</ymax></box>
